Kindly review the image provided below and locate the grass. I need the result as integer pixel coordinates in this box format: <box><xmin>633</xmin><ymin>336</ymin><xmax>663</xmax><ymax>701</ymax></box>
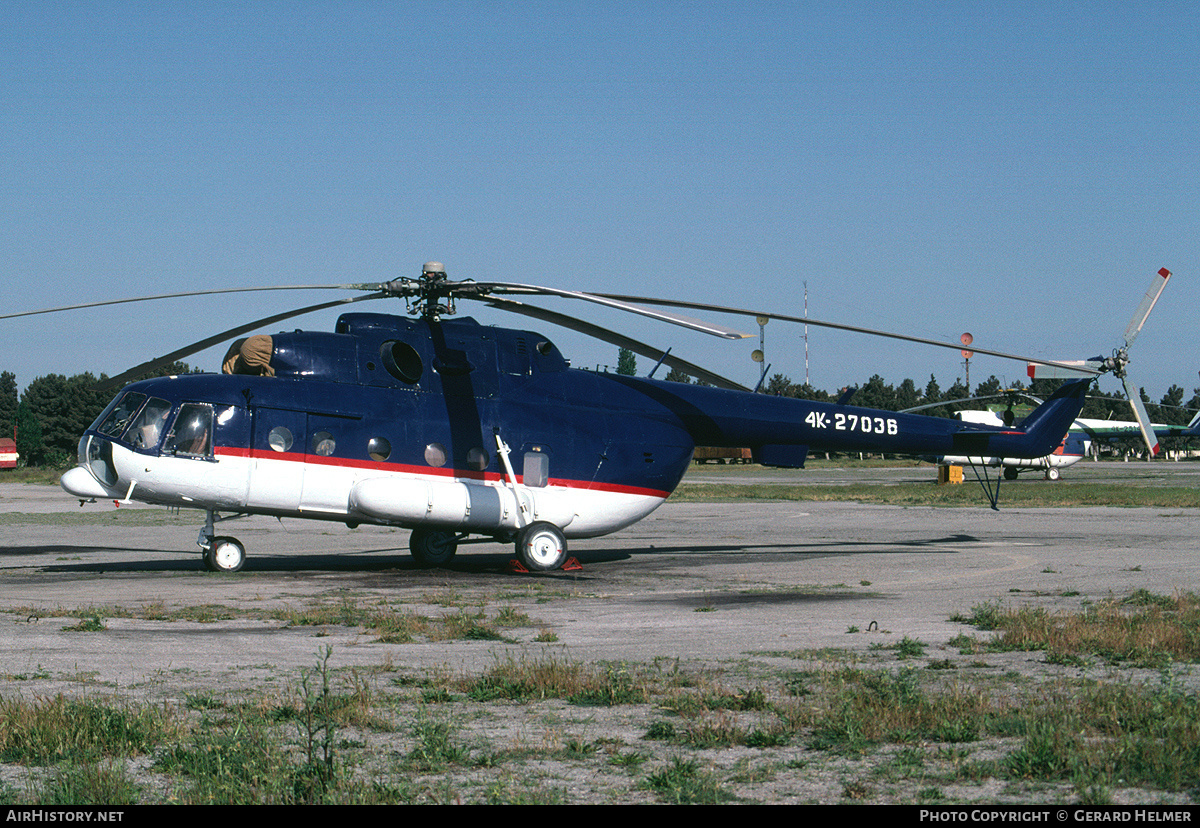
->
<box><xmin>0</xmin><ymin>695</ymin><xmax>186</xmax><ymax>774</ymax></box>
<box><xmin>672</xmin><ymin>480</ymin><xmax>1200</xmax><ymax>508</ymax></box>
<box><xmin>457</xmin><ymin>652</ymin><xmax>653</xmax><ymax>705</ymax></box>
<box><xmin>641</xmin><ymin>756</ymin><xmax>735</xmax><ymax>804</ymax></box>
<box><xmin>951</xmin><ymin>591</ymin><xmax>1200</xmax><ymax>667</ymax></box>
<box><xmin>3</xmin><ymin>597</ymin><xmax>1200</xmax><ymax>803</ymax></box>
<box><xmin>9</xmin><ymin>596</ymin><xmax>538</xmax><ymax>646</ymax></box>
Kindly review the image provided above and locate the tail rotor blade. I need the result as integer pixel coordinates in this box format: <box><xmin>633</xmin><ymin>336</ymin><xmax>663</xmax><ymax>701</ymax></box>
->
<box><xmin>1027</xmin><ymin>359</ymin><xmax>1105</xmax><ymax>380</ymax></box>
<box><xmin>1121</xmin><ymin>375</ymin><xmax>1161</xmax><ymax>458</ymax></box>
<box><xmin>1123</xmin><ymin>268</ymin><xmax>1171</xmax><ymax>349</ymax></box>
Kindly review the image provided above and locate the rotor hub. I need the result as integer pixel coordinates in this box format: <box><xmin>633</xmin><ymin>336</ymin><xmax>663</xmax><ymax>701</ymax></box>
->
<box><xmin>413</xmin><ymin>261</ymin><xmax>454</xmax><ymax>320</ymax></box>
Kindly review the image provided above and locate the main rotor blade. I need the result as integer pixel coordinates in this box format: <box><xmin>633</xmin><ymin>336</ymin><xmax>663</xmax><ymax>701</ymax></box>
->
<box><xmin>97</xmin><ymin>291</ymin><xmax>388</xmax><ymax>392</ymax></box>
<box><xmin>465</xmin><ymin>282</ymin><xmax>751</xmax><ymax>341</ymax></box>
<box><xmin>1121</xmin><ymin>375</ymin><xmax>1161</xmax><ymax>457</ymax></box>
<box><xmin>901</xmin><ymin>392</ymin><xmax>1033</xmax><ymax>414</ymax></box>
<box><xmin>1123</xmin><ymin>268</ymin><xmax>1171</xmax><ymax>349</ymax></box>
<box><xmin>0</xmin><ymin>284</ymin><xmax>382</xmax><ymax>321</ymax></box>
<box><xmin>592</xmin><ymin>293</ymin><xmax>1103</xmax><ymax>375</ymax></box>
<box><xmin>484</xmin><ymin>296</ymin><xmax>750</xmax><ymax>391</ymax></box>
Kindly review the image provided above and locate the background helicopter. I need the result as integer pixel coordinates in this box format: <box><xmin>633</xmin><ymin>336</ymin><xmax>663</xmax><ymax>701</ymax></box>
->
<box><xmin>934</xmin><ymin>404</ymin><xmax>1200</xmax><ymax>482</ymax></box>
<box><xmin>902</xmin><ymin>268</ymin><xmax>1190</xmax><ymax>482</ymax></box>
<box><xmin>7</xmin><ymin>262</ymin><xmax>1148</xmax><ymax>573</ymax></box>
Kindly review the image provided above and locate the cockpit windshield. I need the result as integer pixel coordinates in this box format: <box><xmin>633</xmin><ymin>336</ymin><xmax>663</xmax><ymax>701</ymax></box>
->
<box><xmin>128</xmin><ymin>397</ymin><xmax>173</xmax><ymax>449</ymax></box>
<box><xmin>90</xmin><ymin>391</ymin><xmax>174</xmax><ymax>449</ymax></box>
<box><xmin>94</xmin><ymin>392</ymin><xmax>147</xmax><ymax>438</ymax></box>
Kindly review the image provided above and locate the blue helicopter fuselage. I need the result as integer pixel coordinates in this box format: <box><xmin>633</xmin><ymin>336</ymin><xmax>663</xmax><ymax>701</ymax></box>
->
<box><xmin>64</xmin><ymin>312</ymin><xmax>1090</xmax><ymax>540</ymax></box>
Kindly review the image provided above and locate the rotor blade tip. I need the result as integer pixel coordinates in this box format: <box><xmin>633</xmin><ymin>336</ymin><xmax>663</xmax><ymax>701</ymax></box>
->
<box><xmin>1158</xmin><ymin>268</ymin><xmax>1171</xmax><ymax>278</ymax></box>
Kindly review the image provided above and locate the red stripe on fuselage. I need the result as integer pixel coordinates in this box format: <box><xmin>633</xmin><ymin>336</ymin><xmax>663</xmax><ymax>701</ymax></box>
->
<box><xmin>214</xmin><ymin>446</ymin><xmax>672</xmax><ymax>499</ymax></box>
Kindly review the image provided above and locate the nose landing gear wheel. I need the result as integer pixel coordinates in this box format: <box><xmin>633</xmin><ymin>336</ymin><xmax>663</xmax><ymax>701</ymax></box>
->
<box><xmin>409</xmin><ymin>528</ymin><xmax>460</xmax><ymax>568</ymax></box>
<box><xmin>203</xmin><ymin>537</ymin><xmax>246</xmax><ymax>572</ymax></box>
<box><xmin>515</xmin><ymin>521</ymin><xmax>567</xmax><ymax>571</ymax></box>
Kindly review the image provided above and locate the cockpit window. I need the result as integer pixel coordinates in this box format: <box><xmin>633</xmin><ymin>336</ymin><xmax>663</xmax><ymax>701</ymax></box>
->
<box><xmin>127</xmin><ymin>397</ymin><xmax>173</xmax><ymax>450</ymax></box>
<box><xmin>166</xmin><ymin>403</ymin><xmax>214</xmax><ymax>457</ymax></box>
<box><xmin>95</xmin><ymin>392</ymin><xmax>147</xmax><ymax>438</ymax></box>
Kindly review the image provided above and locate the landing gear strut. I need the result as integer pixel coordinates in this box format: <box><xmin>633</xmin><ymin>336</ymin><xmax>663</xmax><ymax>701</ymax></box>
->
<box><xmin>198</xmin><ymin>510</ymin><xmax>248</xmax><ymax>572</ymax></box>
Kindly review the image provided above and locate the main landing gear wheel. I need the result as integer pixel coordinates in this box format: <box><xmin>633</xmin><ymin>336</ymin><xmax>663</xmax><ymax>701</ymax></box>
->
<box><xmin>1045</xmin><ymin>468</ymin><xmax>1061</xmax><ymax>481</ymax></box>
<box><xmin>1003</xmin><ymin>467</ymin><xmax>1020</xmax><ymax>481</ymax></box>
<box><xmin>409</xmin><ymin>528</ymin><xmax>459</xmax><ymax>567</ymax></box>
<box><xmin>203</xmin><ymin>537</ymin><xmax>246</xmax><ymax>573</ymax></box>
<box><xmin>515</xmin><ymin>521</ymin><xmax>567</xmax><ymax>571</ymax></box>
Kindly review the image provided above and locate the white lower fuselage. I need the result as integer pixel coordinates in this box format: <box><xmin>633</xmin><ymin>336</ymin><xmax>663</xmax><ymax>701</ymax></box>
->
<box><xmin>62</xmin><ymin>440</ymin><xmax>667</xmax><ymax>540</ymax></box>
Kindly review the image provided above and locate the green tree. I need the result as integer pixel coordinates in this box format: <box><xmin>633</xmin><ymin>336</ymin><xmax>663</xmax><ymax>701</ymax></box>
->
<box><xmin>1159</xmin><ymin>385</ymin><xmax>1187</xmax><ymax>425</ymax></box>
<box><xmin>664</xmin><ymin>367</ymin><xmax>692</xmax><ymax>384</ymax></box>
<box><xmin>919</xmin><ymin>374</ymin><xmax>946</xmax><ymax>417</ymax></box>
<box><xmin>791</xmin><ymin>383</ymin><xmax>831</xmax><ymax>403</ymax></box>
<box><xmin>1028</xmin><ymin>377</ymin><xmax>1065</xmax><ymax>399</ymax></box>
<box><xmin>15</xmin><ymin>399</ymin><xmax>43</xmax><ymax>466</ymax></box>
<box><xmin>894</xmin><ymin>378</ymin><xmax>919</xmax><ymax>412</ymax></box>
<box><xmin>616</xmin><ymin>348</ymin><xmax>637</xmax><ymax>376</ymax></box>
<box><xmin>765</xmin><ymin>373</ymin><xmax>795</xmax><ymax>396</ymax></box>
<box><xmin>942</xmin><ymin>378</ymin><xmax>969</xmax><ymax>411</ymax></box>
<box><xmin>856</xmin><ymin>374</ymin><xmax>895</xmax><ymax>411</ymax></box>
<box><xmin>20</xmin><ymin>373</ymin><xmax>111</xmax><ymax>464</ymax></box>
<box><xmin>974</xmin><ymin>375</ymin><xmax>1003</xmax><ymax>400</ymax></box>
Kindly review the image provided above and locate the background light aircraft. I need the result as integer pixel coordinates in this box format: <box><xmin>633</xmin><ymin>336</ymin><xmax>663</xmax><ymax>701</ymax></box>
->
<box><xmin>6</xmin><ymin>263</ymin><xmax>1155</xmax><ymax>573</ymax></box>
<box><xmin>936</xmin><ymin>406</ymin><xmax>1200</xmax><ymax>481</ymax></box>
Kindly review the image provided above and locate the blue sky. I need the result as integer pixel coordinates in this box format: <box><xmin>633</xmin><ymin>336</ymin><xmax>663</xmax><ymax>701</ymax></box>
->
<box><xmin>2</xmin><ymin>1</ymin><xmax>1197</xmax><ymax>404</ymax></box>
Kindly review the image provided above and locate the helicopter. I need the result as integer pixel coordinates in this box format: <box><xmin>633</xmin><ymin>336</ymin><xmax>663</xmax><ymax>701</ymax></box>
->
<box><xmin>898</xmin><ymin>267</ymin><xmax>1178</xmax><ymax>488</ymax></box>
<box><xmin>934</xmin><ymin>399</ymin><xmax>1200</xmax><ymax>481</ymax></box>
<box><xmin>7</xmin><ymin>262</ymin><xmax>1157</xmax><ymax>573</ymax></box>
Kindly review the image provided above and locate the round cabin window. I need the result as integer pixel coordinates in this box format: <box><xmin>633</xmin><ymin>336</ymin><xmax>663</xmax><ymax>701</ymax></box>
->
<box><xmin>368</xmin><ymin>437</ymin><xmax>391</xmax><ymax>462</ymax></box>
<box><xmin>312</xmin><ymin>431</ymin><xmax>335</xmax><ymax>456</ymax></box>
<box><xmin>268</xmin><ymin>426</ymin><xmax>293</xmax><ymax>453</ymax></box>
<box><xmin>467</xmin><ymin>447</ymin><xmax>489</xmax><ymax>471</ymax></box>
<box><xmin>424</xmin><ymin>443</ymin><xmax>447</xmax><ymax>467</ymax></box>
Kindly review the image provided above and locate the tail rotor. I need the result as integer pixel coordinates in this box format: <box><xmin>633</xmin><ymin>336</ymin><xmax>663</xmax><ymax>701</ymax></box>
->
<box><xmin>1027</xmin><ymin>268</ymin><xmax>1171</xmax><ymax>457</ymax></box>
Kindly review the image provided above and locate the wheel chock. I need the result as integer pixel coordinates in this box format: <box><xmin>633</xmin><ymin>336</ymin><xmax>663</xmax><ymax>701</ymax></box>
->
<box><xmin>507</xmin><ymin>557</ymin><xmax>583</xmax><ymax>574</ymax></box>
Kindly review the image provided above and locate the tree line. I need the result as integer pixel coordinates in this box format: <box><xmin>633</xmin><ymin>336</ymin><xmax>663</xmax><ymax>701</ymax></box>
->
<box><xmin>0</xmin><ymin>363</ymin><xmax>198</xmax><ymax>468</ymax></box>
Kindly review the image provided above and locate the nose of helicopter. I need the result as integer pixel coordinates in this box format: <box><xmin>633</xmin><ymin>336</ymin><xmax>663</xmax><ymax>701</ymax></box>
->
<box><xmin>61</xmin><ymin>465</ymin><xmax>112</xmax><ymax>500</ymax></box>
